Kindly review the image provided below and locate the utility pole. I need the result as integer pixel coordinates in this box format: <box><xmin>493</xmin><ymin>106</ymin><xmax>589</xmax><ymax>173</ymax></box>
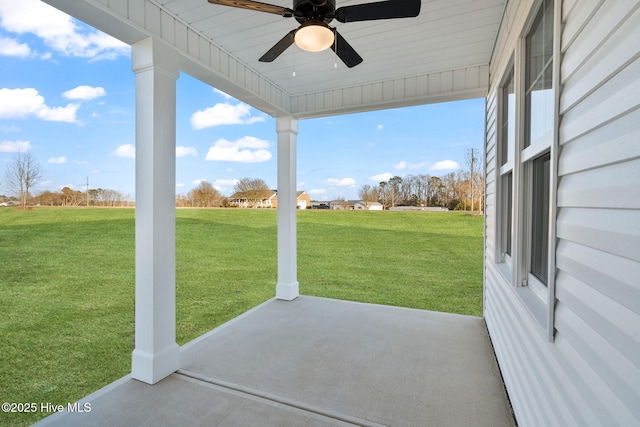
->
<box><xmin>86</xmin><ymin>177</ymin><xmax>89</xmax><ymax>207</ymax></box>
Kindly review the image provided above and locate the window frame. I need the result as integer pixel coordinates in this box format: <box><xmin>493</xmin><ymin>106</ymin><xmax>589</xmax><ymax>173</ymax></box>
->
<box><xmin>496</xmin><ymin>59</ymin><xmax>515</xmax><ymax>277</ymax></box>
<box><xmin>492</xmin><ymin>0</ymin><xmax>560</xmax><ymax>341</ymax></box>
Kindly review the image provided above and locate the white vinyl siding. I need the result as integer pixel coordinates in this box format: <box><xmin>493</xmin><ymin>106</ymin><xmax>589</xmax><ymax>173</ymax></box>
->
<box><xmin>484</xmin><ymin>0</ymin><xmax>640</xmax><ymax>425</ymax></box>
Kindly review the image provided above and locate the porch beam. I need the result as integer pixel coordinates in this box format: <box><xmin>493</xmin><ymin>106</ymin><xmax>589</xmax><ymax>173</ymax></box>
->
<box><xmin>131</xmin><ymin>38</ymin><xmax>180</xmax><ymax>384</ymax></box>
<box><xmin>276</xmin><ymin>116</ymin><xmax>299</xmax><ymax>300</ymax></box>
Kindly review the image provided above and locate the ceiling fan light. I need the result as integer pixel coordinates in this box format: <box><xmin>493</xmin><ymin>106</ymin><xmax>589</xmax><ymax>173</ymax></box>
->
<box><xmin>294</xmin><ymin>23</ymin><xmax>334</xmax><ymax>52</ymax></box>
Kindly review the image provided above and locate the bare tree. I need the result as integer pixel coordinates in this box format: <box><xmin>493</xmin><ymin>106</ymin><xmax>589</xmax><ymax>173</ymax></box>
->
<box><xmin>188</xmin><ymin>181</ymin><xmax>223</xmax><ymax>207</ymax></box>
<box><xmin>357</xmin><ymin>184</ymin><xmax>378</xmax><ymax>209</ymax></box>
<box><xmin>233</xmin><ymin>178</ymin><xmax>271</xmax><ymax>208</ymax></box>
<box><xmin>414</xmin><ymin>174</ymin><xmax>431</xmax><ymax>207</ymax></box>
<box><xmin>4</xmin><ymin>152</ymin><xmax>42</xmax><ymax>208</ymax></box>
<box><xmin>388</xmin><ymin>176</ymin><xmax>403</xmax><ymax>208</ymax></box>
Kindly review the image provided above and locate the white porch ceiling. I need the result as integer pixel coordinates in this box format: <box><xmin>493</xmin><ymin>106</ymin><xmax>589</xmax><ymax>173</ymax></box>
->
<box><xmin>44</xmin><ymin>0</ymin><xmax>506</xmax><ymax>118</ymax></box>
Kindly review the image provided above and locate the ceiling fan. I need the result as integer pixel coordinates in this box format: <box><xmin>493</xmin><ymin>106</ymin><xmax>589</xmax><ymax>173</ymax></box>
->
<box><xmin>207</xmin><ymin>0</ymin><xmax>421</xmax><ymax>68</ymax></box>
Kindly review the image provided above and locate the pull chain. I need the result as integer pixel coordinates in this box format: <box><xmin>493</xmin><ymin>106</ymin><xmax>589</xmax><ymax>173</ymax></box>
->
<box><xmin>292</xmin><ymin>48</ymin><xmax>296</xmax><ymax>77</ymax></box>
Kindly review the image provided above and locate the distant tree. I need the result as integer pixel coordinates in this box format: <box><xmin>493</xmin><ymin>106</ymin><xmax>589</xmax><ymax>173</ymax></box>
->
<box><xmin>233</xmin><ymin>178</ymin><xmax>271</xmax><ymax>208</ymax></box>
<box><xmin>358</xmin><ymin>184</ymin><xmax>378</xmax><ymax>208</ymax></box>
<box><xmin>4</xmin><ymin>152</ymin><xmax>42</xmax><ymax>208</ymax></box>
<box><xmin>428</xmin><ymin>176</ymin><xmax>443</xmax><ymax>206</ymax></box>
<box><xmin>378</xmin><ymin>181</ymin><xmax>389</xmax><ymax>209</ymax></box>
<box><xmin>415</xmin><ymin>174</ymin><xmax>431</xmax><ymax>207</ymax></box>
<box><xmin>38</xmin><ymin>190</ymin><xmax>63</xmax><ymax>206</ymax></box>
<box><xmin>188</xmin><ymin>181</ymin><xmax>223</xmax><ymax>207</ymax></box>
<box><xmin>101</xmin><ymin>189</ymin><xmax>126</xmax><ymax>206</ymax></box>
<box><xmin>378</xmin><ymin>176</ymin><xmax>403</xmax><ymax>208</ymax></box>
<box><xmin>61</xmin><ymin>187</ymin><xmax>83</xmax><ymax>206</ymax></box>
<box><xmin>175</xmin><ymin>194</ymin><xmax>189</xmax><ymax>207</ymax></box>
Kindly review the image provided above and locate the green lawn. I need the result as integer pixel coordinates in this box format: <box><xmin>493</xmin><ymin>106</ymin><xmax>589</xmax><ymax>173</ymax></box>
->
<box><xmin>0</xmin><ymin>207</ymin><xmax>483</xmax><ymax>426</ymax></box>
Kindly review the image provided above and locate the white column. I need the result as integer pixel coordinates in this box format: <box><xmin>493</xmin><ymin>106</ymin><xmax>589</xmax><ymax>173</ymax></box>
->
<box><xmin>130</xmin><ymin>38</ymin><xmax>180</xmax><ymax>384</ymax></box>
<box><xmin>276</xmin><ymin>116</ymin><xmax>299</xmax><ymax>300</ymax></box>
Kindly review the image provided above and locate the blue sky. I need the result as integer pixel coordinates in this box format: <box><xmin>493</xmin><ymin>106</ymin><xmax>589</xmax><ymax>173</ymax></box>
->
<box><xmin>0</xmin><ymin>0</ymin><xmax>484</xmax><ymax>201</ymax></box>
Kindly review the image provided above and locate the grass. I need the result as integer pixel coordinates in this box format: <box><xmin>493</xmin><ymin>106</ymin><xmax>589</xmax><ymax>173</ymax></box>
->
<box><xmin>0</xmin><ymin>207</ymin><xmax>483</xmax><ymax>426</ymax></box>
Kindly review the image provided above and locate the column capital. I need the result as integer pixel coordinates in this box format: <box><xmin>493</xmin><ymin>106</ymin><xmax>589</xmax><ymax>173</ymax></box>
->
<box><xmin>276</xmin><ymin>116</ymin><xmax>299</xmax><ymax>135</ymax></box>
<box><xmin>131</xmin><ymin>37</ymin><xmax>179</xmax><ymax>79</ymax></box>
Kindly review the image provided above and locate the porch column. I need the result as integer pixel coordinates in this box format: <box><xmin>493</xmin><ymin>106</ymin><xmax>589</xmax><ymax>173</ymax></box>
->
<box><xmin>130</xmin><ymin>38</ymin><xmax>180</xmax><ymax>384</ymax></box>
<box><xmin>276</xmin><ymin>116</ymin><xmax>299</xmax><ymax>300</ymax></box>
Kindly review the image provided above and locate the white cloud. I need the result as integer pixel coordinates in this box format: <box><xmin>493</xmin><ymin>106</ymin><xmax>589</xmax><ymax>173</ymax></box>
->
<box><xmin>113</xmin><ymin>144</ymin><xmax>135</xmax><ymax>158</ymax></box>
<box><xmin>0</xmin><ymin>36</ymin><xmax>30</xmax><ymax>57</ymax></box>
<box><xmin>176</xmin><ymin>146</ymin><xmax>197</xmax><ymax>158</ymax></box>
<box><xmin>0</xmin><ymin>88</ymin><xmax>79</xmax><ymax>122</ymax></box>
<box><xmin>48</xmin><ymin>156</ymin><xmax>66</xmax><ymax>164</ymax></box>
<box><xmin>192</xmin><ymin>179</ymin><xmax>206</xmax><ymax>185</ymax></box>
<box><xmin>0</xmin><ymin>140</ymin><xmax>30</xmax><ymax>152</ymax></box>
<box><xmin>205</xmin><ymin>136</ymin><xmax>271</xmax><ymax>163</ymax></box>
<box><xmin>62</xmin><ymin>85</ymin><xmax>106</xmax><ymax>100</ymax></box>
<box><xmin>394</xmin><ymin>161</ymin><xmax>407</xmax><ymax>170</ymax></box>
<box><xmin>431</xmin><ymin>160</ymin><xmax>460</xmax><ymax>171</ymax></box>
<box><xmin>176</xmin><ymin>183</ymin><xmax>185</xmax><ymax>188</ymax></box>
<box><xmin>369</xmin><ymin>172</ymin><xmax>393</xmax><ymax>182</ymax></box>
<box><xmin>394</xmin><ymin>160</ymin><xmax>429</xmax><ymax>170</ymax></box>
<box><xmin>327</xmin><ymin>177</ymin><xmax>356</xmax><ymax>187</ymax></box>
<box><xmin>310</xmin><ymin>189</ymin><xmax>327</xmax><ymax>195</ymax></box>
<box><xmin>377</xmin><ymin>124</ymin><xmax>384</xmax><ymax>131</ymax></box>
<box><xmin>191</xmin><ymin>102</ymin><xmax>265</xmax><ymax>129</ymax></box>
<box><xmin>0</xmin><ymin>0</ymin><xmax>129</xmax><ymax>60</ymax></box>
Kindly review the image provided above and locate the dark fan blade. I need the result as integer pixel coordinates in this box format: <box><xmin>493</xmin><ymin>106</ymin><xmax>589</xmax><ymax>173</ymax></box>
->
<box><xmin>331</xmin><ymin>31</ymin><xmax>363</xmax><ymax>68</ymax></box>
<box><xmin>335</xmin><ymin>0</ymin><xmax>420</xmax><ymax>23</ymax></box>
<box><xmin>259</xmin><ymin>30</ymin><xmax>296</xmax><ymax>62</ymax></box>
<box><xmin>208</xmin><ymin>0</ymin><xmax>294</xmax><ymax>17</ymax></box>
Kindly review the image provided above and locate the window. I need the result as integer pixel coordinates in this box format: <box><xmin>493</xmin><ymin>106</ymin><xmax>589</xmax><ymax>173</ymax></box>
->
<box><xmin>530</xmin><ymin>153</ymin><xmax>550</xmax><ymax>284</ymax></box>
<box><xmin>502</xmin><ymin>172</ymin><xmax>513</xmax><ymax>257</ymax></box>
<box><xmin>493</xmin><ymin>0</ymin><xmax>557</xmax><ymax>334</ymax></box>
<box><xmin>525</xmin><ymin>0</ymin><xmax>554</xmax><ymax>149</ymax></box>
<box><xmin>498</xmin><ymin>63</ymin><xmax>515</xmax><ymax>262</ymax></box>
<box><xmin>500</xmin><ymin>67</ymin><xmax>515</xmax><ymax>166</ymax></box>
<box><xmin>523</xmin><ymin>0</ymin><xmax>554</xmax><ymax>289</ymax></box>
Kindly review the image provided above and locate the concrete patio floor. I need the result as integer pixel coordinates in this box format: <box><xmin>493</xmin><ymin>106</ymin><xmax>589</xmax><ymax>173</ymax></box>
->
<box><xmin>35</xmin><ymin>296</ymin><xmax>514</xmax><ymax>426</ymax></box>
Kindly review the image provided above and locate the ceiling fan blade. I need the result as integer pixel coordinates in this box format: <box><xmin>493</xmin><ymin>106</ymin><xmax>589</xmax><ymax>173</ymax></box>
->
<box><xmin>208</xmin><ymin>0</ymin><xmax>294</xmax><ymax>17</ymax></box>
<box><xmin>331</xmin><ymin>31</ymin><xmax>363</xmax><ymax>68</ymax></box>
<box><xmin>334</xmin><ymin>0</ymin><xmax>420</xmax><ymax>23</ymax></box>
<box><xmin>259</xmin><ymin>30</ymin><xmax>296</xmax><ymax>62</ymax></box>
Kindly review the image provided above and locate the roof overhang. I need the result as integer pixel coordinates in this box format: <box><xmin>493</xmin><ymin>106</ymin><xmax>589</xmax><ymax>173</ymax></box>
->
<box><xmin>43</xmin><ymin>0</ymin><xmax>506</xmax><ymax>119</ymax></box>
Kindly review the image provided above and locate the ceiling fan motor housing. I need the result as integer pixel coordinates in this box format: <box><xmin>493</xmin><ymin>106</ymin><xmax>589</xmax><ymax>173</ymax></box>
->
<box><xmin>293</xmin><ymin>0</ymin><xmax>336</xmax><ymax>24</ymax></box>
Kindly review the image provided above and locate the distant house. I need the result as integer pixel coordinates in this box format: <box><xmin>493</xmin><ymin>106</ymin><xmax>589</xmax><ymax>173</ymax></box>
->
<box><xmin>354</xmin><ymin>201</ymin><xmax>383</xmax><ymax>211</ymax></box>
<box><xmin>271</xmin><ymin>191</ymin><xmax>310</xmax><ymax>210</ymax></box>
<box><xmin>330</xmin><ymin>200</ymin><xmax>356</xmax><ymax>210</ymax></box>
<box><xmin>230</xmin><ymin>190</ymin><xmax>310</xmax><ymax>209</ymax></box>
<box><xmin>229</xmin><ymin>190</ymin><xmax>276</xmax><ymax>208</ymax></box>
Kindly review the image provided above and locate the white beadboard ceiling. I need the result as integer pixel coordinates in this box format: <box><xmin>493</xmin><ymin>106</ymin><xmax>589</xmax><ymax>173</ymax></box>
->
<box><xmin>45</xmin><ymin>0</ymin><xmax>506</xmax><ymax>118</ymax></box>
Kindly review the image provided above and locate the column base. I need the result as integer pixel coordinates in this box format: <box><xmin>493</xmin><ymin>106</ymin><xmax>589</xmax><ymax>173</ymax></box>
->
<box><xmin>276</xmin><ymin>281</ymin><xmax>299</xmax><ymax>301</ymax></box>
<box><xmin>131</xmin><ymin>344</ymin><xmax>180</xmax><ymax>385</ymax></box>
